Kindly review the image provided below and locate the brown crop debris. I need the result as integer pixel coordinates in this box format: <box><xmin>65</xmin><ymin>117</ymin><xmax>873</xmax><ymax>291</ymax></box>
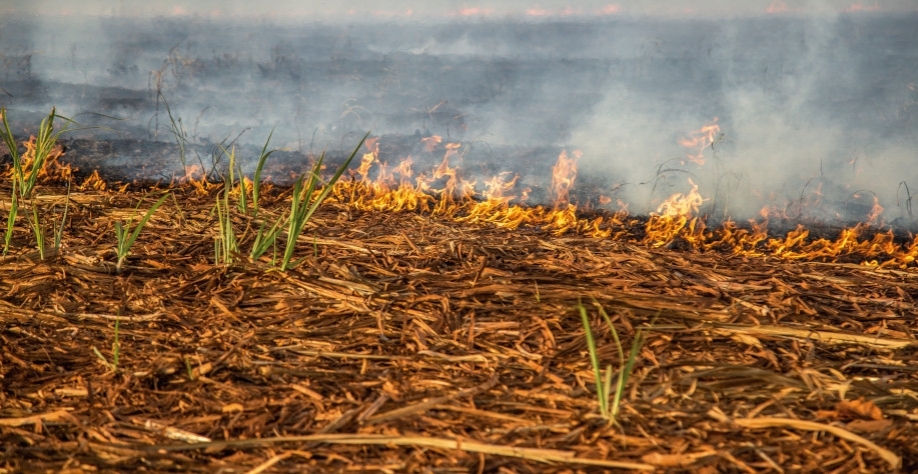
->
<box><xmin>1</xmin><ymin>175</ymin><xmax>917</xmax><ymax>473</ymax></box>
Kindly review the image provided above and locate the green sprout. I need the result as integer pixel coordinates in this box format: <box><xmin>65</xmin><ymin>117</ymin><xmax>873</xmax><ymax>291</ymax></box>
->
<box><xmin>92</xmin><ymin>319</ymin><xmax>121</xmax><ymax>373</ymax></box>
<box><xmin>114</xmin><ymin>192</ymin><xmax>170</xmax><ymax>274</ymax></box>
<box><xmin>578</xmin><ymin>298</ymin><xmax>652</xmax><ymax>423</ymax></box>
<box><xmin>1</xmin><ymin>107</ymin><xmax>79</xmax><ymax>257</ymax></box>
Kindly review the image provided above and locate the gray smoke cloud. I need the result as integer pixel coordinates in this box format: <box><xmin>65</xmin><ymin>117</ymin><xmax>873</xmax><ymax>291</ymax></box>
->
<box><xmin>1</xmin><ymin>1</ymin><xmax>917</xmax><ymax>226</ymax></box>
<box><xmin>5</xmin><ymin>1</ymin><xmax>918</xmax><ymax>18</ymax></box>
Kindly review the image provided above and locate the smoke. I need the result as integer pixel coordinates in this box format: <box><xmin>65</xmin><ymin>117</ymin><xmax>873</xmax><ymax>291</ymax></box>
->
<box><xmin>572</xmin><ymin>12</ymin><xmax>918</xmax><ymax>223</ymax></box>
<box><xmin>1</xmin><ymin>1</ymin><xmax>917</xmax><ymax>225</ymax></box>
<box><xmin>5</xmin><ymin>1</ymin><xmax>918</xmax><ymax>19</ymax></box>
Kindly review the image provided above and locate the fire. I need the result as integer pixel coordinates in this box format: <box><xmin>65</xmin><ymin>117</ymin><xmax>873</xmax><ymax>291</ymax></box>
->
<box><xmin>865</xmin><ymin>194</ymin><xmax>884</xmax><ymax>227</ymax></box>
<box><xmin>551</xmin><ymin>150</ymin><xmax>578</xmax><ymax>209</ymax></box>
<box><xmin>421</xmin><ymin>135</ymin><xmax>441</xmax><ymax>153</ymax></box>
<box><xmin>678</xmin><ymin>118</ymin><xmax>721</xmax><ymax>165</ymax></box>
<box><xmin>644</xmin><ymin>179</ymin><xmax>706</xmax><ymax>248</ymax></box>
<box><xmin>172</xmin><ymin>164</ymin><xmax>216</xmax><ymax>195</ymax></box>
<box><xmin>330</xmin><ymin>132</ymin><xmax>918</xmax><ymax>268</ymax></box>
<box><xmin>3</xmin><ymin>136</ymin><xmax>71</xmax><ymax>182</ymax></box>
<box><xmin>3</xmin><ymin>121</ymin><xmax>915</xmax><ymax>269</ymax></box>
<box><xmin>80</xmin><ymin>170</ymin><xmax>107</xmax><ymax>191</ymax></box>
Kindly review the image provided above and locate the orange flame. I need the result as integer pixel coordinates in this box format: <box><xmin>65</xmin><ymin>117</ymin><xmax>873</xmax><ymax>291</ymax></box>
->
<box><xmin>551</xmin><ymin>150</ymin><xmax>579</xmax><ymax>209</ymax></box>
<box><xmin>644</xmin><ymin>179</ymin><xmax>706</xmax><ymax>248</ymax></box>
<box><xmin>678</xmin><ymin>118</ymin><xmax>721</xmax><ymax>165</ymax></box>
<box><xmin>322</xmin><ymin>134</ymin><xmax>918</xmax><ymax>269</ymax></box>
<box><xmin>421</xmin><ymin>135</ymin><xmax>441</xmax><ymax>153</ymax></box>
<box><xmin>866</xmin><ymin>195</ymin><xmax>884</xmax><ymax>226</ymax></box>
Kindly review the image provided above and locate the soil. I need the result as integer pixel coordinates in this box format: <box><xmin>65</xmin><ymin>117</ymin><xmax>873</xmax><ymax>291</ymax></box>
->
<box><xmin>1</xmin><ymin>149</ymin><xmax>917</xmax><ymax>473</ymax></box>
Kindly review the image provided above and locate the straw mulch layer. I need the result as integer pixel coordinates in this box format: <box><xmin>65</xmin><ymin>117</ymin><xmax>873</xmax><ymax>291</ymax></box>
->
<box><xmin>1</xmin><ymin>183</ymin><xmax>917</xmax><ymax>473</ymax></box>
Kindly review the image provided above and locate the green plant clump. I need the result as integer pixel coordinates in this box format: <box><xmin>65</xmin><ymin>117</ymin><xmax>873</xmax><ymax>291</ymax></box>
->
<box><xmin>1</xmin><ymin>107</ymin><xmax>79</xmax><ymax>258</ymax></box>
<box><xmin>578</xmin><ymin>298</ymin><xmax>652</xmax><ymax>424</ymax></box>
<box><xmin>114</xmin><ymin>192</ymin><xmax>171</xmax><ymax>273</ymax></box>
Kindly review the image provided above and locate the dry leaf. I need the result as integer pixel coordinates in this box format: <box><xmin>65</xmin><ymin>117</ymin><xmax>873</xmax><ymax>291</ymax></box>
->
<box><xmin>836</xmin><ymin>398</ymin><xmax>883</xmax><ymax>421</ymax></box>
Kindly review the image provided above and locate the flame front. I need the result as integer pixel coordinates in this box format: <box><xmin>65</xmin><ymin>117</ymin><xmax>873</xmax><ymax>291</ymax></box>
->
<box><xmin>322</xmin><ymin>130</ymin><xmax>918</xmax><ymax>268</ymax></box>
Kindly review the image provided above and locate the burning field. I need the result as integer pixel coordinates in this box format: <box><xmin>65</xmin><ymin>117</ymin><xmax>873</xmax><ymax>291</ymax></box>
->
<box><xmin>2</xmin><ymin>2</ymin><xmax>918</xmax><ymax>473</ymax></box>
<box><xmin>0</xmin><ymin>111</ymin><xmax>916</xmax><ymax>472</ymax></box>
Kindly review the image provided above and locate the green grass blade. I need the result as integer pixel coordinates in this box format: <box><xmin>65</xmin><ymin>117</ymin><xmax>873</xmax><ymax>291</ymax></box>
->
<box><xmin>280</xmin><ymin>176</ymin><xmax>306</xmax><ymax>270</ymax></box>
<box><xmin>278</xmin><ymin>133</ymin><xmax>368</xmax><ymax>270</ymax></box>
<box><xmin>125</xmin><ymin>193</ymin><xmax>170</xmax><ymax>250</ymax></box>
<box><xmin>603</xmin><ymin>364</ymin><xmax>615</xmax><ymax>417</ymax></box>
<box><xmin>158</xmin><ymin>92</ymin><xmax>187</xmax><ymax>167</ymax></box>
<box><xmin>116</xmin><ymin>193</ymin><xmax>169</xmax><ymax>273</ymax></box>
<box><xmin>297</xmin><ymin>133</ymin><xmax>369</xmax><ymax>225</ymax></box>
<box><xmin>612</xmin><ymin>328</ymin><xmax>645</xmax><ymax>418</ymax></box>
<box><xmin>4</xmin><ymin>192</ymin><xmax>18</xmax><ymax>255</ymax></box>
<box><xmin>250</xmin><ymin>216</ymin><xmax>284</xmax><ymax>261</ymax></box>
<box><xmin>214</xmin><ymin>191</ymin><xmax>238</xmax><ymax>264</ymax></box>
<box><xmin>0</xmin><ymin>107</ymin><xmax>20</xmax><ymax>165</ymax></box>
<box><xmin>237</xmin><ymin>163</ymin><xmax>247</xmax><ymax>214</ymax></box>
<box><xmin>594</xmin><ymin>299</ymin><xmax>625</xmax><ymax>365</ymax></box>
<box><xmin>91</xmin><ymin>346</ymin><xmax>113</xmax><ymax>371</ymax></box>
<box><xmin>29</xmin><ymin>204</ymin><xmax>45</xmax><ymax>260</ymax></box>
<box><xmin>252</xmin><ymin>129</ymin><xmax>276</xmax><ymax>216</ymax></box>
<box><xmin>54</xmin><ymin>181</ymin><xmax>71</xmax><ymax>252</ymax></box>
<box><xmin>578</xmin><ymin>298</ymin><xmax>607</xmax><ymax>416</ymax></box>
<box><xmin>114</xmin><ymin>221</ymin><xmax>125</xmax><ymax>254</ymax></box>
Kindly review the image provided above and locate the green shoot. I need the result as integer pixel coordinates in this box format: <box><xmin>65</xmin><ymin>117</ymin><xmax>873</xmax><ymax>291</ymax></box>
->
<box><xmin>213</xmin><ymin>146</ymin><xmax>240</xmax><ymax>264</ymax></box>
<box><xmin>92</xmin><ymin>319</ymin><xmax>121</xmax><ymax>373</ymax></box>
<box><xmin>249</xmin><ymin>215</ymin><xmax>284</xmax><ymax>262</ymax></box>
<box><xmin>214</xmin><ymin>190</ymin><xmax>238</xmax><ymax>264</ymax></box>
<box><xmin>170</xmin><ymin>191</ymin><xmax>186</xmax><ymax>226</ymax></box>
<box><xmin>251</xmin><ymin>129</ymin><xmax>276</xmax><ymax>217</ymax></box>
<box><xmin>279</xmin><ymin>132</ymin><xmax>368</xmax><ymax>270</ymax></box>
<box><xmin>236</xmin><ymin>163</ymin><xmax>248</xmax><ymax>215</ymax></box>
<box><xmin>212</xmin><ymin>132</ymin><xmax>276</xmax><ymax>263</ymax></box>
<box><xmin>1</xmin><ymin>107</ymin><xmax>79</xmax><ymax>256</ymax></box>
<box><xmin>53</xmin><ymin>181</ymin><xmax>72</xmax><ymax>253</ymax></box>
<box><xmin>158</xmin><ymin>92</ymin><xmax>188</xmax><ymax>168</ymax></box>
<box><xmin>27</xmin><ymin>205</ymin><xmax>45</xmax><ymax>260</ymax></box>
<box><xmin>578</xmin><ymin>298</ymin><xmax>652</xmax><ymax>423</ymax></box>
<box><xmin>4</xmin><ymin>191</ymin><xmax>17</xmax><ymax>254</ymax></box>
<box><xmin>114</xmin><ymin>193</ymin><xmax>170</xmax><ymax>274</ymax></box>
<box><xmin>184</xmin><ymin>356</ymin><xmax>195</xmax><ymax>380</ymax></box>
<box><xmin>578</xmin><ymin>298</ymin><xmax>609</xmax><ymax>416</ymax></box>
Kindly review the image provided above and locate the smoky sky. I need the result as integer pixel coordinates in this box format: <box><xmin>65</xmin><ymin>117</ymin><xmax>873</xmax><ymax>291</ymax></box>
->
<box><xmin>5</xmin><ymin>0</ymin><xmax>918</xmax><ymax>18</ymax></box>
<box><xmin>2</xmin><ymin>0</ymin><xmax>917</xmax><ymax>226</ymax></box>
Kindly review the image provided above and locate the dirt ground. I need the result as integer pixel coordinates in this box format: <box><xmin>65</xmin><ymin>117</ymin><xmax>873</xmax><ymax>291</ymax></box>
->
<box><xmin>1</xmin><ymin>165</ymin><xmax>917</xmax><ymax>473</ymax></box>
